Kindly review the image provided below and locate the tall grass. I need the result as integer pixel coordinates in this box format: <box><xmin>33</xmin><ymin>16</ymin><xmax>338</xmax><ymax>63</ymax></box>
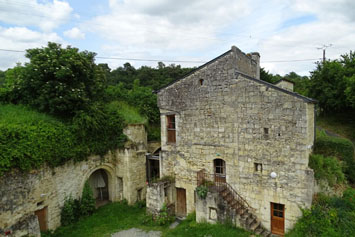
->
<box><xmin>0</xmin><ymin>104</ymin><xmax>60</xmax><ymax>124</ymax></box>
<box><xmin>106</xmin><ymin>101</ymin><xmax>147</xmax><ymax>125</ymax></box>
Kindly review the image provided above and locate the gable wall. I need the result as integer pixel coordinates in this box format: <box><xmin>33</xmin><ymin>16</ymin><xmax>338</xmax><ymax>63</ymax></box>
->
<box><xmin>157</xmin><ymin>52</ymin><xmax>315</xmax><ymax>232</ymax></box>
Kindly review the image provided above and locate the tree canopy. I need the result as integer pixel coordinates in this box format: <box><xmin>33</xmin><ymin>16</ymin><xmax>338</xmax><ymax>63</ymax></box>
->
<box><xmin>1</xmin><ymin>42</ymin><xmax>106</xmax><ymax>117</ymax></box>
<box><xmin>308</xmin><ymin>51</ymin><xmax>355</xmax><ymax>113</ymax></box>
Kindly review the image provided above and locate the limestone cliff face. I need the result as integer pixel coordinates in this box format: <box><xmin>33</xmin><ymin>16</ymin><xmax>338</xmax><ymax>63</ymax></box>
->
<box><xmin>156</xmin><ymin>46</ymin><xmax>316</xmax><ymax>232</ymax></box>
<box><xmin>0</xmin><ymin>124</ymin><xmax>148</xmax><ymax>237</ymax></box>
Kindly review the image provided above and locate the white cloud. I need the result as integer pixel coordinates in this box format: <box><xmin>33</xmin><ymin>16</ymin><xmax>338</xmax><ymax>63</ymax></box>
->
<box><xmin>64</xmin><ymin>27</ymin><xmax>85</xmax><ymax>40</ymax></box>
<box><xmin>257</xmin><ymin>0</ymin><xmax>355</xmax><ymax>75</ymax></box>
<box><xmin>86</xmin><ymin>0</ymin><xmax>251</xmax><ymax>52</ymax></box>
<box><xmin>0</xmin><ymin>26</ymin><xmax>63</xmax><ymax>70</ymax></box>
<box><xmin>0</xmin><ymin>0</ymin><xmax>73</xmax><ymax>31</ymax></box>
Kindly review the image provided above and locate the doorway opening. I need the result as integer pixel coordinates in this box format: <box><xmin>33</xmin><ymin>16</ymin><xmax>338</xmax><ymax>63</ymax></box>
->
<box><xmin>146</xmin><ymin>148</ymin><xmax>160</xmax><ymax>183</ymax></box>
<box><xmin>88</xmin><ymin>169</ymin><xmax>110</xmax><ymax>207</ymax></box>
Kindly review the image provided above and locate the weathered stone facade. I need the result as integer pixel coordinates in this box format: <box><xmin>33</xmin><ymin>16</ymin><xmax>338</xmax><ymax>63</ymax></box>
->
<box><xmin>155</xmin><ymin>46</ymin><xmax>316</xmax><ymax>234</ymax></box>
<box><xmin>0</xmin><ymin>124</ymin><xmax>148</xmax><ymax>237</ymax></box>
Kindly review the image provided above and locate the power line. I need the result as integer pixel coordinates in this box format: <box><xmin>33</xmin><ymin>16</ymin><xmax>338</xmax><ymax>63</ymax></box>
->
<box><xmin>0</xmin><ymin>48</ymin><xmax>323</xmax><ymax>64</ymax></box>
<box><xmin>262</xmin><ymin>58</ymin><xmax>321</xmax><ymax>63</ymax></box>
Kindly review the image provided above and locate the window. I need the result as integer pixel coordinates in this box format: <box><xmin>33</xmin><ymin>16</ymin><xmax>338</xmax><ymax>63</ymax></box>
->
<box><xmin>214</xmin><ymin>159</ymin><xmax>226</xmax><ymax>175</ymax></box>
<box><xmin>254</xmin><ymin>163</ymin><xmax>263</xmax><ymax>172</ymax></box>
<box><xmin>264</xmin><ymin>128</ymin><xmax>269</xmax><ymax>139</ymax></box>
<box><xmin>199</xmin><ymin>79</ymin><xmax>204</xmax><ymax>85</ymax></box>
<box><xmin>213</xmin><ymin>159</ymin><xmax>226</xmax><ymax>183</ymax></box>
<box><xmin>272</xmin><ymin>203</ymin><xmax>284</xmax><ymax>218</ymax></box>
<box><xmin>167</xmin><ymin>115</ymin><xmax>176</xmax><ymax>143</ymax></box>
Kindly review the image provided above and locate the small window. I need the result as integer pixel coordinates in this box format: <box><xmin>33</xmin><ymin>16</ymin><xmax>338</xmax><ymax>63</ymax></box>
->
<box><xmin>254</xmin><ymin>163</ymin><xmax>262</xmax><ymax>172</ymax></box>
<box><xmin>167</xmin><ymin>115</ymin><xmax>176</xmax><ymax>143</ymax></box>
<box><xmin>199</xmin><ymin>79</ymin><xmax>204</xmax><ymax>85</ymax></box>
<box><xmin>214</xmin><ymin>159</ymin><xmax>226</xmax><ymax>175</ymax></box>
<box><xmin>263</xmin><ymin>128</ymin><xmax>269</xmax><ymax>139</ymax></box>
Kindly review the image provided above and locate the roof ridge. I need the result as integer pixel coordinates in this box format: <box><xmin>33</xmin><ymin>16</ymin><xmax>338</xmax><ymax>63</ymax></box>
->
<box><xmin>235</xmin><ymin>71</ymin><xmax>317</xmax><ymax>104</ymax></box>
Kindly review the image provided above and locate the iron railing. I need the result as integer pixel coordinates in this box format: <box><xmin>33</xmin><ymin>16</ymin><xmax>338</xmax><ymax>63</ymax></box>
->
<box><xmin>196</xmin><ymin>169</ymin><xmax>251</xmax><ymax>210</ymax></box>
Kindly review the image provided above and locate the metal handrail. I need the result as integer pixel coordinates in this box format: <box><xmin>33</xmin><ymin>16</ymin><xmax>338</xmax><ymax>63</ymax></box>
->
<box><xmin>196</xmin><ymin>169</ymin><xmax>251</xmax><ymax>209</ymax></box>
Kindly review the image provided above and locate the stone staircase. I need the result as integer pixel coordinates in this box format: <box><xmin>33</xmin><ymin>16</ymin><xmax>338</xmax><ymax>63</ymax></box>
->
<box><xmin>219</xmin><ymin>185</ymin><xmax>271</xmax><ymax>236</ymax></box>
<box><xmin>197</xmin><ymin>169</ymin><xmax>272</xmax><ymax>236</ymax></box>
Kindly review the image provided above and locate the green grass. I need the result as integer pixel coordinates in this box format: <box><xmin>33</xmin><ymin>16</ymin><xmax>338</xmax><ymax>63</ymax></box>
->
<box><xmin>0</xmin><ymin>103</ymin><xmax>60</xmax><ymax>124</ymax></box>
<box><xmin>107</xmin><ymin>101</ymin><xmax>147</xmax><ymax>125</ymax></box>
<box><xmin>43</xmin><ymin>202</ymin><xmax>251</xmax><ymax>237</ymax></box>
<box><xmin>317</xmin><ymin>113</ymin><xmax>355</xmax><ymax>143</ymax></box>
<box><xmin>166</xmin><ymin>213</ymin><xmax>250</xmax><ymax>237</ymax></box>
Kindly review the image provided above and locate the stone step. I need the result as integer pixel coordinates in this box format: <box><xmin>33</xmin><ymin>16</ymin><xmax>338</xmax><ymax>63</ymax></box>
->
<box><xmin>249</xmin><ymin>221</ymin><xmax>260</xmax><ymax>231</ymax></box>
<box><xmin>246</xmin><ymin>216</ymin><xmax>256</xmax><ymax>226</ymax></box>
<box><xmin>254</xmin><ymin>225</ymin><xmax>264</xmax><ymax>235</ymax></box>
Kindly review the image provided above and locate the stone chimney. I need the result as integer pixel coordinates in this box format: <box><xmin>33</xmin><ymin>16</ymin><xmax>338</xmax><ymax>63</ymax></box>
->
<box><xmin>275</xmin><ymin>79</ymin><xmax>294</xmax><ymax>92</ymax></box>
<box><xmin>250</xmin><ymin>52</ymin><xmax>260</xmax><ymax>79</ymax></box>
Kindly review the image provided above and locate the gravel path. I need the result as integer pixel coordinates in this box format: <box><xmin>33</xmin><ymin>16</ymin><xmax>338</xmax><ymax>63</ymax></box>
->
<box><xmin>111</xmin><ymin>228</ymin><xmax>162</xmax><ymax>237</ymax></box>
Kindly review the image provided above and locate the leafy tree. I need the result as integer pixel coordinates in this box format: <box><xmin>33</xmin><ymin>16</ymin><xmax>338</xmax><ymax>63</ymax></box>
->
<box><xmin>308</xmin><ymin>51</ymin><xmax>355</xmax><ymax>113</ymax></box>
<box><xmin>260</xmin><ymin>68</ymin><xmax>278</xmax><ymax>83</ymax></box>
<box><xmin>2</xmin><ymin>42</ymin><xmax>106</xmax><ymax>117</ymax></box>
<box><xmin>0</xmin><ymin>70</ymin><xmax>5</xmax><ymax>86</ymax></box>
<box><xmin>283</xmin><ymin>72</ymin><xmax>310</xmax><ymax>96</ymax></box>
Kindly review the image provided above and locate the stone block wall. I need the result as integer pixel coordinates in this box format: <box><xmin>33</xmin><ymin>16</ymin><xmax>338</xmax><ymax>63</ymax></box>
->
<box><xmin>146</xmin><ymin>182</ymin><xmax>175</xmax><ymax>216</ymax></box>
<box><xmin>156</xmin><ymin>46</ymin><xmax>315</xmax><ymax>232</ymax></box>
<box><xmin>0</xmin><ymin>124</ymin><xmax>147</xmax><ymax>236</ymax></box>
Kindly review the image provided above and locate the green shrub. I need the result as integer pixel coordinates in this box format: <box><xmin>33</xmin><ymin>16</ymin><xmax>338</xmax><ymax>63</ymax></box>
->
<box><xmin>60</xmin><ymin>197</ymin><xmax>78</xmax><ymax>226</ymax></box>
<box><xmin>314</xmin><ymin>131</ymin><xmax>355</xmax><ymax>183</ymax></box>
<box><xmin>287</xmin><ymin>190</ymin><xmax>355</xmax><ymax>237</ymax></box>
<box><xmin>309</xmin><ymin>154</ymin><xmax>345</xmax><ymax>186</ymax></box>
<box><xmin>60</xmin><ymin>182</ymin><xmax>96</xmax><ymax>226</ymax></box>
<box><xmin>196</xmin><ymin>185</ymin><xmax>208</xmax><ymax>199</ymax></box>
<box><xmin>80</xmin><ymin>182</ymin><xmax>96</xmax><ymax>217</ymax></box>
<box><xmin>156</xmin><ymin>204</ymin><xmax>175</xmax><ymax>226</ymax></box>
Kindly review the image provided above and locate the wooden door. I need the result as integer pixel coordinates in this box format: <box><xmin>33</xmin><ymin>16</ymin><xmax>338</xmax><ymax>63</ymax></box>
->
<box><xmin>35</xmin><ymin>206</ymin><xmax>48</xmax><ymax>231</ymax></box>
<box><xmin>271</xmin><ymin>203</ymin><xmax>285</xmax><ymax>235</ymax></box>
<box><xmin>176</xmin><ymin>188</ymin><xmax>186</xmax><ymax>216</ymax></box>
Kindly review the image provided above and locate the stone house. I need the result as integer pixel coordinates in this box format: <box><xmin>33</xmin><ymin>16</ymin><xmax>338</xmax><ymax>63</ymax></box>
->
<box><xmin>148</xmin><ymin>46</ymin><xmax>316</xmax><ymax>236</ymax></box>
<box><xmin>0</xmin><ymin>124</ymin><xmax>149</xmax><ymax>237</ymax></box>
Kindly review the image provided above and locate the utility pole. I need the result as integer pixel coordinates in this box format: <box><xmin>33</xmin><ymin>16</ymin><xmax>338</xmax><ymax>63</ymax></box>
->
<box><xmin>317</xmin><ymin>44</ymin><xmax>333</xmax><ymax>62</ymax></box>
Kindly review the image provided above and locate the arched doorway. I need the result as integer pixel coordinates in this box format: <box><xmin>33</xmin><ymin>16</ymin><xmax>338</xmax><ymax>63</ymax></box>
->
<box><xmin>88</xmin><ymin>169</ymin><xmax>110</xmax><ymax>207</ymax></box>
<box><xmin>213</xmin><ymin>159</ymin><xmax>226</xmax><ymax>183</ymax></box>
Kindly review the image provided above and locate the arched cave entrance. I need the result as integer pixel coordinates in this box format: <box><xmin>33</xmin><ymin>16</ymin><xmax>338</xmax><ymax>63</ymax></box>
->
<box><xmin>88</xmin><ymin>169</ymin><xmax>110</xmax><ymax>207</ymax></box>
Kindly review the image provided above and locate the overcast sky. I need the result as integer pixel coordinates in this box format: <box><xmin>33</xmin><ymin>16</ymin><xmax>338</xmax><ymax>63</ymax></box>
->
<box><xmin>0</xmin><ymin>0</ymin><xmax>354</xmax><ymax>75</ymax></box>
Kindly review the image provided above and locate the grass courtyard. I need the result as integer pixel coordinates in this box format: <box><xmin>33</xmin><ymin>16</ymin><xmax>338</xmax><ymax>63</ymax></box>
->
<box><xmin>43</xmin><ymin>202</ymin><xmax>251</xmax><ymax>237</ymax></box>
